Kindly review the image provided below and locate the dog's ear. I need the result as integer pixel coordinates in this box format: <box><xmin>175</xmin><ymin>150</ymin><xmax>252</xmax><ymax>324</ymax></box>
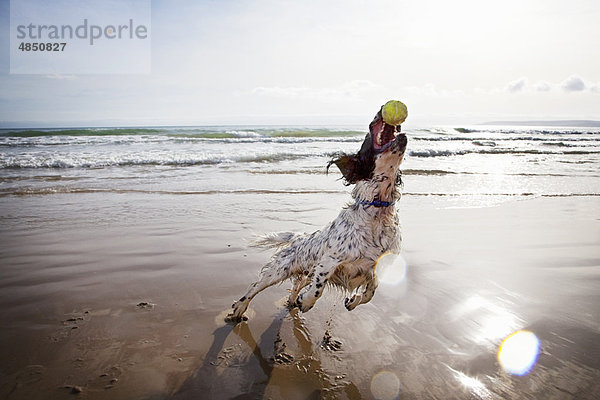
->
<box><xmin>327</xmin><ymin>132</ymin><xmax>377</xmax><ymax>184</ymax></box>
<box><xmin>328</xmin><ymin>154</ymin><xmax>359</xmax><ymax>184</ymax></box>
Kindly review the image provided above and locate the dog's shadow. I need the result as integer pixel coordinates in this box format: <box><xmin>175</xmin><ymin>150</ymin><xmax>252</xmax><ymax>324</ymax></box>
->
<box><xmin>171</xmin><ymin>308</ymin><xmax>362</xmax><ymax>399</ymax></box>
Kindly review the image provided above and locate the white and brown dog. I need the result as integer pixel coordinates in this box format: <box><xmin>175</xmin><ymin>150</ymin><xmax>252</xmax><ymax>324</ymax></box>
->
<box><xmin>226</xmin><ymin>103</ymin><xmax>408</xmax><ymax>322</ymax></box>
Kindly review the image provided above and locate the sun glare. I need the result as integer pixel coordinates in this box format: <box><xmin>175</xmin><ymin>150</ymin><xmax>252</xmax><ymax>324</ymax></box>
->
<box><xmin>451</xmin><ymin>294</ymin><xmax>521</xmax><ymax>344</ymax></box>
<box><xmin>498</xmin><ymin>330</ymin><xmax>540</xmax><ymax>375</ymax></box>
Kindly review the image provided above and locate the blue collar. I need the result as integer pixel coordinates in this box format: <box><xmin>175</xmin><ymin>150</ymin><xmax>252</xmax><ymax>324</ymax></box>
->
<box><xmin>356</xmin><ymin>199</ymin><xmax>395</xmax><ymax>208</ymax></box>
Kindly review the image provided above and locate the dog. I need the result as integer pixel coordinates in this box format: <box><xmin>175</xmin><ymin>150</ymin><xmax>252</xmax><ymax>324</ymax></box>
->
<box><xmin>226</xmin><ymin>103</ymin><xmax>408</xmax><ymax>323</ymax></box>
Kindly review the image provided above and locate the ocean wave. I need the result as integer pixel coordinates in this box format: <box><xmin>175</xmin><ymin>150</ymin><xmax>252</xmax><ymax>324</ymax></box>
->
<box><xmin>409</xmin><ymin>150</ymin><xmax>470</xmax><ymax>157</ymax></box>
<box><xmin>411</xmin><ymin>135</ymin><xmax>600</xmax><ymax>143</ymax></box>
<box><xmin>411</xmin><ymin>136</ymin><xmax>476</xmax><ymax>141</ymax></box>
<box><xmin>494</xmin><ymin>129</ymin><xmax>598</xmax><ymax>135</ymax></box>
<box><xmin>541</xmin><ymin>142</ymin><xmax>575</xmax><ymax>147</ymax></box>
<box><xmin>184</xmin><ymin>136</ymin><xmax>364</xmax><ymax>144</ymax></box>
<box><xmin>4</xmin><ymin>126</ymin><xmax>599</xmax><ymax>148</ymax></box>
<box><xmin>472</xmin><ymin>140</ymin><xmax>497</xmax><ymax>147</ymax></box>
<box><xmin>402</xmin><ymin>169</ymin><xmax>458</xmax><ymax>176</ymax></box>
<box><xmin>0</xmin><ymin>152</ymin><xmax>320</xmax><ymax>169</ymax></box>
<box><xmin>174</xmin><ymin>129</ymin><xmax>364</xmax><ymax>139</ymax></box>
<box><xmin>0</xmin><ymin>127</ymin><xmax>364</xmax><ymax>139</ymax></box>
<box><xmin>409</xmin><ymin>148</ymin><xmax>600</xmax><ymax>157</ymax></box>
<box><xmin>454</xmin><ymin>127</ymin><xmax>599</xmax><ymax>135</ymax></box>
<box><xmin>0</xmin><ymin>137</ymin><xmax>363</xmax><ymax>148</ymax></box>
<box><xmin>412</xmin><ymin>128</ymin><xmax>451</xmax><ymax>135</ymax></box>
<box><xmin>246</xmin><ymin>168</ymin><xmax>327</xmax><ymax>175</ymax></box>
<box><xmin>0</xmin><ymin>128</ymin><xmax>164</xmax><ymax>137</ymax></box>
<box><xmin>3</xmin><ymin>145</ymin><xmax>598</xmax><ymax>169</ymax></box>
<box><xmin>0</xmin><ymin>132</ymin><xmax>365</xmax><ymax>147</ymax></box>
<box><xmin>454</xmin><ymin>127</ymin><xmax>479</xmax><ymax>133</ymax></box>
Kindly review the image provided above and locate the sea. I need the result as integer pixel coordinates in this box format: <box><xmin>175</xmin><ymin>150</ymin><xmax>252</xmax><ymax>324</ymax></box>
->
<box><xmin>1</xmin><ymin>124</ymin><xmax>599</xmax><ymax>207</ymax></box>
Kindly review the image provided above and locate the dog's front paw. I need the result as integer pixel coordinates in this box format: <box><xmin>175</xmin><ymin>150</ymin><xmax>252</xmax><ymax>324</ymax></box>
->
<box><xmin>299</xmin><ymin>303</ymin><xmax>314</xmax><ymax>313</ymax></box>
<box><xmin>225</xmin><ymin>300</ymin><xmax>249</xmax><ymax>323</ymax></box>
<box><xmin>292</xmin><ymin>296</ymin><xmax>303</xmax><ymax>310</ymax></box>
<box><xmin>224</xmin><ymin>313</ymin><xmax>248</xmax><ymax>324</ymax></box>
<box><xmin>344</xmin><ymin>295</ymin><xmax>361</xmax><ymax>311</ymax></box>
<box><xmin>294</xmin><ymin>295</ymin><xmax>314</xmax><ymax>313</ymax></box>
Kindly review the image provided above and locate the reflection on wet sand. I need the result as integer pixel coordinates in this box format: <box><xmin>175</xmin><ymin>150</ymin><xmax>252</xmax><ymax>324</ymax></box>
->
<box><xmin>173</xmin><ymin>200</ymin><xmax>600</xmax><ymax>399</ymax></box>
<box><xmin>447</xmin><ymin>365</ymin><xmax>494</xmax><ymax>400</ymax></box>
<box><xmin>173</xmin><ymin>308</ymin><xmax>362</xmax><ymax>399</ymax></box>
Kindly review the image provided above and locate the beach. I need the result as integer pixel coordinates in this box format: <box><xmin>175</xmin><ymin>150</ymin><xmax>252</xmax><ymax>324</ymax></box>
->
<box><xmin>1</xmin><ymin>126</ymin><xmax>599</xmax><ymax>399</ymax></box>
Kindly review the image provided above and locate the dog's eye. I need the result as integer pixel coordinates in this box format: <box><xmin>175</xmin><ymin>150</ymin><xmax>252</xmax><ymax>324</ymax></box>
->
<box><xmin>395</xmin><ymin>172</ymin><xmax>403</xmax><ymax>186</ymax></box>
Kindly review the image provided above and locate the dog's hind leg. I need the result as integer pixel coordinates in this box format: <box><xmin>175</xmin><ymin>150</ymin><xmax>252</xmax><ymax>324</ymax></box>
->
<box><xmin>226</xmin><ymin>262</ymin><xmax>290</xmax><ymax>323</ymax></box>
<box><xmin>294</xmin><ymin>256</ymin><xmax>341</xmax><ymax>313</ymax></box>
<box><xmin>345</xmin><ymin>274</ymin><xmax>379</xmax><ymax>311</ymax></box>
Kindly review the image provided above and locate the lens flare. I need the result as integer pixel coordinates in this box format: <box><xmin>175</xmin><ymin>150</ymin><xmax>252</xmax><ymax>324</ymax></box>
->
<box><xmin>450</xmin><ymin>294</ymin><xmax>521</xmax><ymax>344</ymax></box>
<box><xmin>498</xmin><ymin>330</ymin><xmax>540</xmax><ymax>375</ymax></box>
<box><xmin>370</xmin><ymin>370</ymin><xmax>401</xmax><ymax>400</ymax></box>
<box><xmin>376</xmin><ymin>253</ymin><xmax>407</xmax><ymax>285</ymax></box>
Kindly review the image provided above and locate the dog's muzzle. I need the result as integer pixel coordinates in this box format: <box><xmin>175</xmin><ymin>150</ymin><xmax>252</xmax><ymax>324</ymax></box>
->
<box><xmin>393</xmin><ymin>133</ymin><xmax>408</xmax><ymax>153</ymax></box>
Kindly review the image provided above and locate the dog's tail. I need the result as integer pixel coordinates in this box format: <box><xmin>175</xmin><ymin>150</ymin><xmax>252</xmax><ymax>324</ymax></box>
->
<box><xmin>250</xmin><ymin>231</ymin><xmax>300</xmax><ymax>250</ymax></box>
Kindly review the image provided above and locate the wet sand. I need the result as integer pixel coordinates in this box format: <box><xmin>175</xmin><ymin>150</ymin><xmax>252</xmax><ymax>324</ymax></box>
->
<box><xmin>0</xmin><ymin>192</ymin><xmax>599</xmax><ymax>399</ymax></box>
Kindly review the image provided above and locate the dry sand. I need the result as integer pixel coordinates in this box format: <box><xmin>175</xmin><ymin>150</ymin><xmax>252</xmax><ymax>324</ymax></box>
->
<box><xmin>0</xmin><ymin>192</ymin><xmax>599</xmax><ymax>399</ymax></box>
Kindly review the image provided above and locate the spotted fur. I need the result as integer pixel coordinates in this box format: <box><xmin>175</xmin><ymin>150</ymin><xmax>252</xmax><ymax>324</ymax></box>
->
<box><xmin>226</xmin><ymin>132</ymin><xmax>407</xmax><ymax>323</ymax></box>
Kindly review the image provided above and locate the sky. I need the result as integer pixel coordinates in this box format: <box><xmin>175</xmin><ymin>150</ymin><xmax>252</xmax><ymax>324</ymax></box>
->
<box><xmin>1</xmin><ymin>0</ymin><xmax>599</xmax><ymax>127</ymax></box>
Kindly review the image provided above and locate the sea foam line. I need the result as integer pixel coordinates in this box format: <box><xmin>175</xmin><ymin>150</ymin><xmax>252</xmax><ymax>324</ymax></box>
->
<box><xmin>2</xmin><ymin>187</ymin><xmax>598</xmax><ymax>198</ymax></box>
<box><xmin>0</xmin><ymin>188</ymin><xmax>346</xmax><ymax>197</ymax></box>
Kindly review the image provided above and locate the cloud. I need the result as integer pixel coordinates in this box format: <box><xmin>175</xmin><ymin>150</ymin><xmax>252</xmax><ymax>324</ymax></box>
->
<box><xmin>561</xmin><ymin>75</ymin><xmax>586</xmax><ymax>92</ymax></box>
<box><xmin>247</xmin><ymin>80</ymin><xmax>380</xmax><ymax>103</ymax></box>
<box><xmin>500</xmin><ymin>75</ymin><xmax>598</xmax><ymax>94</ymax></box>
<box><xmin>506</xmin><ymin>77</ymin><xmax>528</xmax><ymax>93</ymax></box>
<box><xmin>534</xmin><ymin>81</ymin><xmax>552</xmax><ymax>92</ymax></box>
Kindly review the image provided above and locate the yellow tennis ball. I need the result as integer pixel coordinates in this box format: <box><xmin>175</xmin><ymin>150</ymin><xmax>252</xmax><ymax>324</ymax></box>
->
<box><xmin>381</xmin><ymin>100</ymin><xmax>408</xmax><ymax>125</ymax></box>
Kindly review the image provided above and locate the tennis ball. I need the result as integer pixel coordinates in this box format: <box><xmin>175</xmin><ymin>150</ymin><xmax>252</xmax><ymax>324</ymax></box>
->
<box><xmin>381</xmin><ymin>100</ymin><xmax>408</xmax><ymax>125</ymax></box>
